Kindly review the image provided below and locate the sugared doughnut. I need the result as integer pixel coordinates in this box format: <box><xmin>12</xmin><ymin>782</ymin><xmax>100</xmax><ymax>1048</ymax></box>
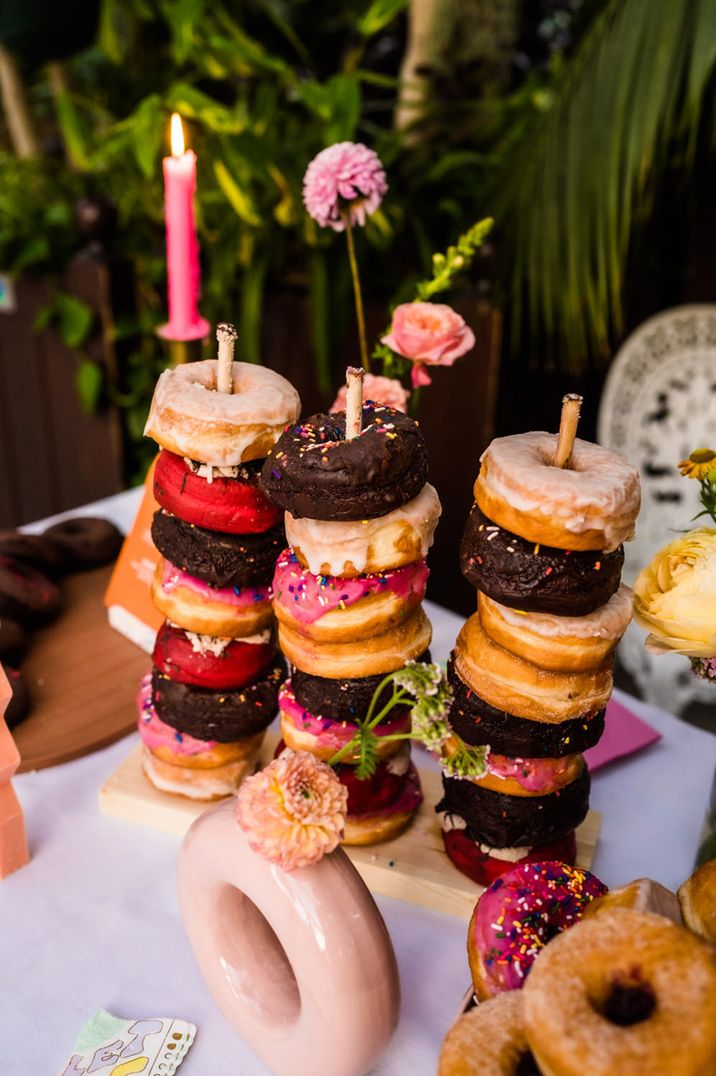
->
<box><xmin>0</xmin><ymin>557</ymin><xmax>61</xmax><ymax>626</ymax></box>
<box><xmin>447</xmin><ymin>657</ymin><xmax>605</xmax><ymax>758</ymax></box>
<box><xmin>151</xmin><ymin>659</ymin><xmax>284</xmax><ymax>742</ymax></box>
<box><xmin>440</xmin><ymin>823</ymin><xmax>577</xmax><ymax>889</ymax></box>
<box><xmin>0</xmin><ymin>530</ymin><xmax>64</xmax><ymax>576</ymax></box>
<box><xmin>151</xmin><ymin>620</ymin><xmax>274</xmax><ymax>690</ymax></box>
<box><xmin>260</xmin><ymin>404</ymin><xmax>428</xmax><ymax>520</ymax></box>
<box><xmin>467</xmin><ymin>861</ymin><xmax>607</xmax><ymax>1001</ymax></box>
<box><xmin>285</xmin><ymin>482</ymin><xmax>441</xmax><ymax>578</ymax></box>
<box><xmin>272</xmin><ymin>548</ymin><xmax>428</xmax><ymax>642</ymax></box>
<box><xmin>461</xmin><ymin>504</ymin><xmax>623</xmax><ymax>616</ymax></box>
<box><xmin>678</xmin><ymin>859</ymin><xmax>716</xmax><ymax>943</ymax></box>
<box><xmin>278</xmin><ymin>679</ymin><xmax>409</xmax><ymax>762</ymax></box>
<box><xmin>442</xmin><ymin>735</ymin><xmax>584</xmax><ymax>797</ymax></box>
<box><xmin>145</xmin><ymin>359</ymin><xmax>301</xmax><ymax>466</ymax></box>
<box><xmin>0</xmin><ymin>617</ymin><xmax>26</xmax><ymax>664</ymax></box>
<box><xmin>584</xmin><ymin>877</ymin><xmax>683</xmax><ymax>925</ymax></box>
<box><xmin>153</xmin><ymin>450</ymin><xmax>282</xmax><ymax>535</ymax></box>
<box><xmin>475</xmin><ymin>432</ymin><xmax>640</xmax><ymax>552</ymax></box>
<box><xmin>290</xmin><ymin>654</ymin><xmax>430</xmax><ymax>723</ymax></box>
<box><xmin>439</xmin><ymin>992</ymin><xmax>537</xmax><ymax>1076</ymax></box>
<box><xmin>455</xmin><ymin>612</ymin><xmax>613</xmax><ymax>723</ymax></box>
<box><xmin>524</xmin><ymin>909</ymin><xmax>716</xmax><ymax>1076</ymax></box>
<box><xmin>151</xmin><ymin>510</ymin><xmax>284</xmax><ymax>588</ymax></box>
<box><xmin>277</xmin><ymin>604</ymin><xmax>432</xmax><ymax>678</ymax></box>
<box><xmin>43</xmin><ymin>516</ymin><xmax>123</xmax><ymax>569</ymax></box>
<box><xmin>151</xmin><ymin>558</ymin><xmax>273</xmax><ymax>637</ymax></box>
<box><xmin>478</xmin><ymin>585</ymin><xmax>632</xmax><ymax>673</ymax></box>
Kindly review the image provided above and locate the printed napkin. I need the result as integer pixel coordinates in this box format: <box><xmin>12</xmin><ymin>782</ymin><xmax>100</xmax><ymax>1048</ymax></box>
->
<box><xmin>59</xmin><ymin>1010</ymin><xmax>195</xmax><ymax>1075</ymax></box>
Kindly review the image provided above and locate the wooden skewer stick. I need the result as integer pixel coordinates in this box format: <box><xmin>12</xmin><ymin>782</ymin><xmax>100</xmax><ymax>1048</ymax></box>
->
<box><xmin>553</xmin><ymin>393</ymin><xmax>583</xmax><ymax>468</ymax></box>
<box><xmin>216</xmin><ymin>322</ymin><xmax>238</xmax><ymax>394</ymax></box>
<box><xmin>345</xmin><ymin>366</ymin><xmax>364</xmax><ymax>441</ymax></box>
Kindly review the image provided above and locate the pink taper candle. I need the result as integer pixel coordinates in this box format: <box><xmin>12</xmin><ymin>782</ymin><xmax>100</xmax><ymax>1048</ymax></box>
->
<box><xmin>158</xmin><ymin>113</ymin><xmax>210</xmax><ymax>342</ymax></box>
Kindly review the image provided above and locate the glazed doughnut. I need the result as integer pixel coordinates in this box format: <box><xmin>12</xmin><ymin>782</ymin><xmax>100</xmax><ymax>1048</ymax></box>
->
<box><xmin>285</xmin><ymin>482</ymin><xmax>441</xmax><ymax>578</ymax></box>
<box><xmin>678</xmin><ymin>859</ymin><xmax>716</xmax><ymax>943</ymax></box>
<box><xmin>152</xmin><ymin>659</ymin><xmax>284</xmax><ymax>742</ymax></box>
<box><xmin>260</xmin><ymin>404</ymin><xmax>428</xmax><ymax>521</ymax></box>
<box><xmin>467</xmin><ymin>861</ymin><xmax>607</xmax><ymax>1001</ymax></box>
<box><xmin>290</xmin><ymin>654</ymin><xmax>430</xmax><ymax>723</ymax></box>
<box><xmin>439</xmin><ymin>992</ymin><xmax>537</xmax><ymax>1076</ymax></box>
<box><xmin>585</xmin><ymin>878</ymin><xmax>683</xmax><ymax>925</ymax></box>
<box><xmin>0</xmin><ymin>530</ymin><xmax>64</xmax><ymax>576</ymax></box>
<box><xmin>278</xmin><ymin>604</ymin><xmax>432</xmax><ymax>678</ymax></box>
<box><xmin>278</xmin><ymin>679</ymin><xmax>410</xmax><ymax>762</ymax></box>
<box><xmin>447</xmin><ymin>657</ymin><xmax>606</xmax><ymax>757</ymax></box>
<box><xmin>151</xmin><ymin>620</ymin><xmax>274</xmax><ymax>690</ymax></box>
<box><xmin>455</xmin><ymin>613</ymin><xmax>613</xmax><ymax>723</ymax></box>
<box><xmin>440</xmin><ymin>823</ymin><xmax>577</xmax><ymax>889</ymax></box>
<box><xmin>272</xmin><ymin>548</ymin><xmax>428</xmax><ymax>642</ymax></box>
<box><xmin>436</xmin><ymin>767</ymin><xmax>590</xmax><ymax>850</ymax></box>
<box><xmin>524</xmin><ymin>909</ymin><xmax>716</xmax><ymax>1076</ymax></box>
<box><xmin>460</xmin><ymin>504</ymin><xmax>623</xmax><ymax>616</ymax></box>
<box><xmin>442</xmin><ymin>736</ymin><xmax>584</xmax><ymax>797</ymax></box>
<box><xmin>477</xmin><ymin>585</ymin><xmax>632</xmax><ymax>673</ymax></box>
<box><xmin>0</xmin><ymin>617</ymin><xmax>26</xmax><ymax>664</ymax></box>
<box><xmin>153</xmin><ymin>450</ymin><xmax>282</xmax><ymax>535</ymax></box>
<box><xmin>475</xmin><ymin>432</ymin><xmax>640</xmax><ymax>552</ymax></box>
<box><xmin>151</xmin><ymin>558</ymin><xmax>273</xmax><ymax>637</ymax></box>
<box><xmin>0</xmin><ymin>557</ymin><xmax>61</xmax><ymax>626</ymax></box>
<box><xmin>43</xmin><ymin>516</ymin><xmax>123</xmax><ymax>569</ymax></box>
<box><xmin>145</xmin><ymin>359</ymin><xmax>301</xmax><ymax>466</ymax></box>
<box><xmin>151</xmin><ymin>510</ymin><xmax>284</xmax><ymax>588</ymax></box>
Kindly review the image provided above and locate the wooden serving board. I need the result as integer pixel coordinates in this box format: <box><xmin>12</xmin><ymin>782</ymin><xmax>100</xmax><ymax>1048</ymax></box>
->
<box><xmin>14</xmin><ymin>565</ymin><xmax>147</xmax><ymax>772</ymax></box>
<box><xmin>99</xmin><ymin>737</ymin><xmax>601</xmax><ymax>920</ymax></box>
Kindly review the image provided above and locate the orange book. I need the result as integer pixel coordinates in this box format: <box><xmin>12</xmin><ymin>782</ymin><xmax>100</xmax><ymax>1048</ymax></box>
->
<box><xmin>104</xmin><ymin>459</ymin><xmax>163</xmax><ymax>653</ymax></box>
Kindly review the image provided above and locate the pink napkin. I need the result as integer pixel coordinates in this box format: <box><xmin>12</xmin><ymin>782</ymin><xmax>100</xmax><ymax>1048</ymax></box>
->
<box><xmin>584</xmin><ymin>697</ymin><xmax>661</xmax><ymax>772</ymax></box>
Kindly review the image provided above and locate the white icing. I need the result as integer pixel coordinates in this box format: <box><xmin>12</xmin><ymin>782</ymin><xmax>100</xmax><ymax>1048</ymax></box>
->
<box><xmin>487</xmin><ymin>583</ymin><xmax>633</xmax><ymax>640</ymax></box>
<box><xmin>477</xmin><ymin>842</ymin><xmax>532</xmax><ymax>862</ymax></box>
<box><xmin>386</xmin><ymin>744</ymin><xmax>411</xmax><ymax>776</ymax></box>
<box><xmin>183</xmin><ymin>458</ymin><xmax>241</xmax><ymax>482</ymax></box>
<box><xmin>437</xmin><ymin>810</ymin><xmax>467</xmax><ymax>832</ymax></box>
<box><xmin>184</xmin><ymin>627</ymin><xmax>271</xmax><ymax>656</ymax></box>
<box><xmin>285</xmin><ymin>483</ymin><xmax>442</xmax><ymax>576</ymax></box>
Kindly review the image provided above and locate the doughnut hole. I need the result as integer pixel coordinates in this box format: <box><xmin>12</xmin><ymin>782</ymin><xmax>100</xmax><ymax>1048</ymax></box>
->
<box><xmin>602</xmin><ymin>976</ymin><xmax>656</xmax><ymax>1027</ymax></box>
<box><xmin>514</xmin><ymin>1052</ymin><xmax>541</xmax><ymax>1075</ymax></box>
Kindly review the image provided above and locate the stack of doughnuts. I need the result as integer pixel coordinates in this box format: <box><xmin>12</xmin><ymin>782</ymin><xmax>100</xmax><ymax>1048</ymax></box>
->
<box><xmin>438</xmin><ymin>411</ymin><xmax>640</xmax><ymax>884</ymax></box>
<box><xmin>140</xmin><ymin>337</ymin><xmax>301</xmax><ymax>799</ymax></box>
<box><xmin>260</xmin><ymin>377</ymin><xmax>442</xmax><ymax>844</ymax></box>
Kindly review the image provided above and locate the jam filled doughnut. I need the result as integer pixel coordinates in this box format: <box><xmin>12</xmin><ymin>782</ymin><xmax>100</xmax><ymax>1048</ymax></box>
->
<box><xmin>290</xmin><ymin>653</ymin><xmax>431</xmax><ymax>723</ymax></box>
<box><xmin>151</xmin><ymin>659</ymin><xmax>284</xmax><ymax>742</ymax></box>
<box><xmin>439</xmin><ymin>992</ymin><xmax>538</xmax><ymax>1076</ymax></box>
<box><xmin>151</xmin><ymin>558</ymin><xmax>273</xmax><ymax>637</ymax></box>
<box><xmin>467</xmin><ymin>861</ymin><xmax>607</xmax><ymax>1000</ymax></box>
<box><xmin>461</xmin><ymin>504</ymin><xmax>623</xmax><ymax>616</ymax></box>
<box><xmin>151</xmin><ymin>510</ymin><xmax>284</xmax><ymax>588</ymax></box>
<box><xmin>43</xmin><ymin>516</ymin><xmax>123</xmax><ymax>569</ymax></box>
<box><xmin>0</xmin><ymin>557</ymin><xmax>61</xmax><ymax>626</ymax></box>
<box><xmin>151</xmin><ymin>620</ymin><xmax>274</xmax><ymax>690</ymax></box>
<box><xmin>145</xmin><ymin>359</ymin><xmax>301</xmax><ymax>466</ymax></box>
<box><xmin>260</xmin><ymin>404</ymin><xmax>428</xmax><ymax>521</ymax></box>
<box><xmin>0</xmin><ymin>530</ymin><xmax>65</xmax><ymax>576</ymax></box>
<box><xmin>153</xmin><ymin>450</ymin><xmax>282</xmax><ymax>535</ymax></box>
<box><xmin>524</xmin><ymin>909</ymin><xmax>716</xmax><ymax>1076</ymax></box>
<box><xmin>475</xmin><ymin>432</ymin><xmax>640</xmax><ymax>552</ymax></box>
<box><xmin>585</xmin><ymin>877</ymin><xmax>683</xmax><ymax>925</ymax></box>
<box><xmin>678</xmin><ymin>859</ymin><xmax>716</xmax><ymax>943</ymax></box>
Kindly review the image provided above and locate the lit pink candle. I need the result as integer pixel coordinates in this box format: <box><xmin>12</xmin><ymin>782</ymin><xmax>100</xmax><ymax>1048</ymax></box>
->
<box><xmin>158</xmin><ymin>113</ymin><xmax>209</xmax><ymax>342</ymax></box>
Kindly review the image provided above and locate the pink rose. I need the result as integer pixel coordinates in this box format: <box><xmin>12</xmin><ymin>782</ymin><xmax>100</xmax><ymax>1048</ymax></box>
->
<box><xmin>330</xmin><ymin>374</ymin><xmax>410</xmax><ymax>414</ymax></box>
<box><xmin>381</xmin><ymin>301</ymin><xmax>475</xmax><ymax>387</ymax></box>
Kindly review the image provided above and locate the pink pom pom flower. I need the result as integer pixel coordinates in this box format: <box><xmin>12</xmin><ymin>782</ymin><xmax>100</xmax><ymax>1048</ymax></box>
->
<box><xmin>331</xmin><ymin>373</ymin><xmax>409</xmax><ymax>414</ymax></box>
<box><xmin>381</xmin><ymin>301</ymin><xmax>476</xmax><ymax>387</ymax></box>
<box><xmin>303</xmin><ymin>142</ymin><xmax>387</xmax><ymax>232</ymax></box>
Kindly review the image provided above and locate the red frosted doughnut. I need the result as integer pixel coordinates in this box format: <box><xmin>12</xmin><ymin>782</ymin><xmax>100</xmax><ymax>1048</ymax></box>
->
<box><xmin>152</xmin><ymin>620</ymin><xmax>275</xmax><ymax>690</ymax></box>
<box><xmin>154</xmin><ymin>450</ymin><xmax>282</xmax><ymax>535</ymax></box>
<box><xmin>442</xmin><ymin>827</ymin><xmax>577</xmax><ymax>889</ymax></box>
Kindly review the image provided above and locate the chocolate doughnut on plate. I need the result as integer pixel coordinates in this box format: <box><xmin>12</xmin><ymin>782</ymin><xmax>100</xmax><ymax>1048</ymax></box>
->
<box><xmin>0</xmin><ymin>557</ymin><xmax>61</xmax><ymax>626</ymax></box>
<box><xmin>447</xmin><ymin>656</ymin><xmax>605</xmax><ymax>757</ymax></box>
<box><xmin>4</xmin><ymin>667</ymin><xmax>30</xmax><ymax>729</ymax></box>
<box><xmin>260</xmin><ymin>404</ymin><xmax>428</xmax><ymax>520</ymax></box>
<box><xmin>291</xmin><ymin>650</ymin><xmax>431</xmax><ymax>723</ymax></box>
<box><xmin>151</xmin><ymin>510</ymin><xmax>284</xmax><ymax>589</ymax></box>
<box><xmin>460</xmin><ymin>504</ymin><xmax>623</xmax><ymax>616</ymax></box>
<box><xmin>0</xmin><ymin>530</ymin><xmax>65</xmax><ymax>577</ymax></box>
<box><xmin>151</xmin><ymin>658</ymin><xmax>285</xmax><ymax>742</ymax></box>
<box><xmin>0</xmin><ymin>617</ymin><xmax>27</xmax><ymax>665</ymax></box>
<box><xmin>43</xmin><ymin>516</ymin><xmax>123</xmax><ymax>570</ymax></box>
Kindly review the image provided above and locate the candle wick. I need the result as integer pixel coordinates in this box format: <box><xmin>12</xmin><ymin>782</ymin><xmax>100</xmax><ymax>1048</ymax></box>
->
<box><xmin>216</xmin><ymin>322</ymin><xmax>238</xmax><ymax>394</ymax></box>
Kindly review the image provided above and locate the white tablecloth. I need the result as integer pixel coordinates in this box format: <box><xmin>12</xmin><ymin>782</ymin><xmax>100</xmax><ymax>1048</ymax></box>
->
<box><xmin>3</xmin><ymin>490</ymin><xmax>715</xmax><ymax>1074</ymax></box>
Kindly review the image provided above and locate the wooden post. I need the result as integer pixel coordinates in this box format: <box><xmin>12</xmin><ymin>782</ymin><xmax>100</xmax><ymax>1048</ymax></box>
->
<box><xmin>553</xmin><ymin>393</ymin><xmax>583</xmax><ymax>469</ymax></box>
<box><xmin>345</xmin><ymin>367</ymin><xmax>364</xmax><ymax>440</ymax></box>
<box><xmin>216</xmin><ymin>322</ymin><xmax>237</xmax><ymax>394</ymax></box>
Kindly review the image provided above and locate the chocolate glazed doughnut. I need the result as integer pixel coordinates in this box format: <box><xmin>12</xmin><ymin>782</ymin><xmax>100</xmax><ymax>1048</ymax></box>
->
<box><xmin>460</xmin><ymin>504</ymin><xmax>623</xmax><ymax>615</ymax></box>
<box><xmin>260</xmin><ymin>404</ymin><xmax>428</xmax><ymax>520</ymax></box>
<box><xmin>436</xmin><ymin>766</ymin><xmax>591</xmax><ymax>848</ymax></box>
<box><xmin>151</xmin><ymin>510</ymin><xmax>285</xmax><ymax>588</ymax></box>
<box><xmin>447</xmin><ymin>657</ymin><xmax>605</xmax><ymax>757</ymax></box>
<box><xmin>43</xmin><ymin>516</ymin><xmax>123</xmax><ymax>569</ymax></box>
<box><xmin>290</xmin><ymin>651</ymin><xmax>431</xmax><ymax>723</ymax></box>
<box><xmin>151</xmin><ymin>659</ymin><xmax>285</xmax><ymax>742</ymax></box>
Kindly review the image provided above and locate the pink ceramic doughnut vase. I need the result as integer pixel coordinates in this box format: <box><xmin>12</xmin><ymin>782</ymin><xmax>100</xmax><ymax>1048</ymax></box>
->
<box><xmin>178</xmin><ymin>798</ymin><xmax>400</xmax><ymax>1076</ymax></box>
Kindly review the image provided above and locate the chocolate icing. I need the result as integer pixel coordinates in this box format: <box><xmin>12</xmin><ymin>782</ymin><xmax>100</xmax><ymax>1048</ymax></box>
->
<box><xmin>260</xmin><ymin>404</ymin><xmax>428</xmax><ymax>520</ymax></box>
<box><xmin>151</xmin><ymin>510</ymin><xmax>284</xmax><ymax>588</ymax></box>
<box><xmin>436</xmin><ymin>766</ymin><xmax>590</xmax><ymax>848</ymax></box>
<box><xmin>43</xmin><ymin>516</ymin><xmax>123</xmax><ymax>569</ymax></box>
<box><xmin>460</xmin><ymin>504</ymin><xmax>623</xmax><ymax>615</ymax></box>
<box><xmin>291</xmin><ymin>650</ymin><xmax>431</xmax><ymax>722</ymax></box>
<box><xmin>447</xmin><ymin>657</ymin><xmax>605</xmax><ymax>757</ymax></box>
<box><xmin>151</xmin><ymin>658</ymin><xmax>285</xmax><ymax>742</ymax></box>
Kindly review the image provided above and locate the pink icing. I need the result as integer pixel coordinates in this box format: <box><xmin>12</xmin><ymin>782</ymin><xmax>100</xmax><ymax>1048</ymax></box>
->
<box><xmin>137</xmin><ymin>673</ymin><xmax>217</xmax><ymax>756</ymax></box>
<box><xmin>161</xmin><ymin>560</ymin><xmax>271</xmax><ymax>609</ymax></box>
<box><xmin>279</xmin><ymin>680</ymin><xmax>410</xmax><ymax>751</ymax></box>
<box><xmin>486</xmin><ymin>753</ymin><xmax>581</xmax><ymax>794</ymax></box>
<box><xmin>472</xmin><ymin>861</ymin><xmax>607</xmax><ymax>994</ymax></box>
<box><xmin>272</xmin><ymin>549</ymin><xmax>429</xmax><ymax>624</ymax></box>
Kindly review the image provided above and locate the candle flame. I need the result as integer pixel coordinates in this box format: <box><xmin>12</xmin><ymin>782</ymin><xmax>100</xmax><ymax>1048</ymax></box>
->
<box><xmin>170</xmin><ymin>113</ymin><xmax>185</xmax><ymax>157</ymax></box>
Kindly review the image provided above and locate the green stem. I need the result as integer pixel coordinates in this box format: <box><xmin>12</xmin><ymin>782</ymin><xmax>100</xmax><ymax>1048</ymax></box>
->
<box><xmin>343</xmin><ymin>214</ymin><xmax>370</xmax><ymax>372</ymax></box>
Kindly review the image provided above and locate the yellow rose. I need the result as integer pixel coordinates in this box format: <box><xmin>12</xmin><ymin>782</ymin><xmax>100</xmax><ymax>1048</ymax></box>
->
<box><xmin>634</xmin><ymin>528</ymin><xmax>716</xmax><ymax>657</ymax></box>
